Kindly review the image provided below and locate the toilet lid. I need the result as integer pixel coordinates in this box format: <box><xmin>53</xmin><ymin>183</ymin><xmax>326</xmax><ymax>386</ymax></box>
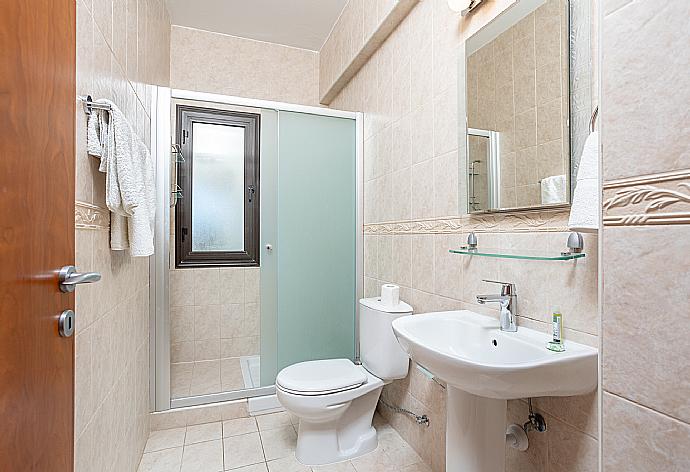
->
<box><xmin>276</xmin><ymin>359</ymin><xmax>367</xmax><ymax>395</ymax></box>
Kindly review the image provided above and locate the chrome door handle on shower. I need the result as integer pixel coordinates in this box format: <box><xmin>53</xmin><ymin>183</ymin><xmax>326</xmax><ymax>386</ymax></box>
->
<box><xmin>58</xmin><ymin>265</ymin><xmax>102</xmax><ymax>293</ymax></box>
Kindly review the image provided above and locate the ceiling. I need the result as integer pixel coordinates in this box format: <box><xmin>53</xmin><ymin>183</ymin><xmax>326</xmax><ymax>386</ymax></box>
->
<box><xmin>165</xmin><ymin>0</ymin><xmax>349</xmax><ymax>51</ymax></box>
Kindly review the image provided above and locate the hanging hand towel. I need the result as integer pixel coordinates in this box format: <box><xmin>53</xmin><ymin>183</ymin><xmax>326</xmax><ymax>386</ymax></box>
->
<box><xmin>568</xmin><ymin>131</ymin><xmax>600</xmax><ymax>232</ymax></box>
<box><xmin>540</xmin><ymin>174</ymin><xmax>567</xmax><ymax>204</ymax></box>
<box><xmin>86</xmin><ymin>99</ymin><xmax>156</xmax><ymax>256</ymax></box>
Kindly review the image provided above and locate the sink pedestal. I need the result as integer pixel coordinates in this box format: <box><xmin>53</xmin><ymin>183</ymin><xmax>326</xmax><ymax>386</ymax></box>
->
<box><xmin>447</xmin><ymin>386</ymin><xmax>507</xmax><ymax>472</ymax></box>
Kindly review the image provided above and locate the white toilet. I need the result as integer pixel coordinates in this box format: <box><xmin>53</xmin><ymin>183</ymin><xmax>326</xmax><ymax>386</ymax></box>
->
<box><xmin>275</xmin><ymin>295</ymin><xmax>412</xmax><ymax>466</ymax></box>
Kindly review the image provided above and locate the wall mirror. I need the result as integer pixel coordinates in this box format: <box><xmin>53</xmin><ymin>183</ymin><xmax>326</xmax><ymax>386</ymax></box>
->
<box><xmin>462</xmin><ymin>0</ymin><xmax>589</xmax><ymax>213</ymax></box>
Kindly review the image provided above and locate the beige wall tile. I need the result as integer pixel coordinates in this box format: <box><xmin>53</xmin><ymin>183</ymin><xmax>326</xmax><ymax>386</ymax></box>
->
<box><xmin>601</xmin><ymin>1</ymin><xmax>690</xmax><ymax>180</ymax></box>
<box><xmin>603</xmin><ymin>393</ymin><xmax>690</xmax><ymax>470</ymax></box>
<box><xmin>602</xmin><ymin>225</ymin><xmax>690</xmax><ymax>423</ymax></box>
<box><xmin>392</xmin><ymin>235</ymin><xmax>413</xmax><ymax>288</ymax></box>
<box><xmin>433</xmin><ymin>233</ymin><xmax>463</xmax><ymax>300</ymax></box>
<box><xmin>75</xmin><ymin>7</ymin><xmax>168</xmax><ymax>472</ymax></box>
<box><xmin>410</xmin><ymin>104</ymin><xmax>434</xmax><ymax>165</ymax></box>
<box><xmin>364</xmin><ymin>235</ymin><xmax>379</xmax><ymax>279</ymax></box>
<box><xmin>378</xmin><ymin>235</ymin><xmax>394</xmax><ymax>282</ymax></box>
<box><xmin>547</xmin><ymin>417</ymin><xmax>598</xmax><ymax>472</ymax></box>
<box><xmin>194</xmin><ymin>268</ymin><xmax>221</xmax><ymax>305</ymax></box>
<box><xmin>515</xmin><ymin>108</ymin><xmax>537</xmax><ymax>150</ymax></box>
<box><xmin>170</xmin><ymin>26</ymin><xmax>319</xmax><ymax>106</ymax></box>
<box><xmin>433</xmin><ymin>151</ymin><xmax>459</xmax><ymax>217</ymax></box>
<box><xmin>171</xmin><ymin>269</ymin><xmax>195</xmax><ymax>307</ymax></box>
<box><xmin>171</xmin><ymin>306</ymin><xmax>194</xmax><ymax>343</ymax></box>
<box><xmin>392</xmin><ymin>167</ymin><xmax>412</xmax><ymax>221</ymax></box>
<box><xmin>194</xmin><ymin>305</ymin><xmax>221</xmax><ymax>341</ymax></box>
<box><xmin>195</xmin><ymin>339</ymin><xmax>221</xmax><ymax>362</ymax></box>
<box><xmin>534</xmin><ymin>391</ymin><xmax>598</xmax><ymax>439</ymax></box>
<box><xmin>244</xmin><ymin>268</ymin><xmax>260</xmax><ymax>304</ymax></box>
<box><xmin>411</xmin><ymin>234</ymin><xmax>434</xmax><ymax>293</ymax></box>
<box><xmin>411</xmin><ymin>160</ymin><xmax>435</xmax><ymax>219</ymax></box>
<box><xmin>220</xmin><ymin>268</ymin><xmax>245</xmax><ymax>304</ymax></box>
<box><xmin>172</xmin><ymin>341</ymin><xmax>195</xmax><ymax>363</ymax></box>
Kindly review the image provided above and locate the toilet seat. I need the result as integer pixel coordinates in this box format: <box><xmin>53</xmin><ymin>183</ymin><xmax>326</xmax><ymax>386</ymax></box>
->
<box><xmin>276</xmin><ymin>359</ymin><xmax>367</xmax><ymax>396</ymax></box>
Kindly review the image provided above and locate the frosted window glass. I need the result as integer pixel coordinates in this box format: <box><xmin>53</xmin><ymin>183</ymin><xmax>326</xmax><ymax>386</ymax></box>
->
<box><xmin>191</xmin><ymin>123</ymin><xmax>245</xmax><ymax>251</ymax></box>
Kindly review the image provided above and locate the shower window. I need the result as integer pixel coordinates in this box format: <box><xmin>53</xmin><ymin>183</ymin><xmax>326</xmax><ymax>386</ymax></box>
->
<box><xmin>175</xmin><ymin>106</ymin><xmax>260</xmax><ymax>267</ymax></box>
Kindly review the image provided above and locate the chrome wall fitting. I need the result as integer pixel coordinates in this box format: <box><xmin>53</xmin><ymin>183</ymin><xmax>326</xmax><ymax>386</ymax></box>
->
<box><xmin>467</xmin><ymin>232</ymin><xmax>478</xmax><ymax>250</ymax></box>
<box><xmin>378</xmin><ymin>398</ymin><xmax>430</xmax><ymax>427</ymax></box>
<box><xmin>523</xmin><ymin>398</ymin><xmax>547</xmax><ymax>433</ymax></box>
<box><xmin>562</xmin><ymin>231</ymin><xmax>584</xmax><ymax>256</ymax></box>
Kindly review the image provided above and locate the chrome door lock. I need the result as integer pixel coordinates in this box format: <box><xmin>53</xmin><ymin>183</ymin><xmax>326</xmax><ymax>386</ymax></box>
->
<box><xmin>58</xmin><ymin>310</ymin><xmax>75</xmax><ymax>337</ymax></box>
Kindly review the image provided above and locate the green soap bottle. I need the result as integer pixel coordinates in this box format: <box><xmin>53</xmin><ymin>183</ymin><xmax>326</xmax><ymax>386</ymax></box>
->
<box><xmin>546</xmin><ymin>308</ymin><xmax>566</xmax><ymax>352</ymax></box>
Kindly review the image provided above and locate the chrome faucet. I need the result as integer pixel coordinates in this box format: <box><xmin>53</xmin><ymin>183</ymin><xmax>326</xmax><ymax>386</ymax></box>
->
<box><xmin>476</xmin><ymin>280</ymin><xmax>518</xmax><ymax>332</ymax></box>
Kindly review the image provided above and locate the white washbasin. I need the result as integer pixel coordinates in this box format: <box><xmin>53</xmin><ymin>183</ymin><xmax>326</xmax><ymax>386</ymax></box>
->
<box><xmin>392</xmin><ymin>310</ymin><xmax>598</xmax><ymax>399</ymax></box>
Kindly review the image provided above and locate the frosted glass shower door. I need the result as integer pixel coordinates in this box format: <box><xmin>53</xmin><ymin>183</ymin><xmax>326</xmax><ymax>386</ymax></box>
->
<box><xmin>260</xmin><ymin>111</ymin><xmax>356</xmax><ymax>385</ymax></box>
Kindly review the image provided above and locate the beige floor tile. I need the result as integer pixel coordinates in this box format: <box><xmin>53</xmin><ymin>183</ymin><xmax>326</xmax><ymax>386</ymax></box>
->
<box><xmin>401</xmin><ymin>463</ymin><xmax>431</xmax><ymax>472</ymax></box>
<box><xmin>185</xmin><ymin>422</ymin><xmax>222</xmax><ymax>445</ymax></box>
<box><xmin>223</xmin><ymin>417</ymin><xmax>258</xmax><ymax>437</ymax></box>
<box><xmin>181</xmin><ymin>439</ymin><xmax>224</xmax><ymax>472</ymax></box>
<box><xmin>137</xmin><ymin>447</ymin><xmax>183</xmax><ymax>472</ymax></box>
<box><xmin>190</xmin><ymin>360</ymin><xmax>222</xmax><ymax>396</ymax></box>
<box><xmin>377</xmin><ymin>429</ymin><xmax>421</xmax><ymax>468</ymax></box>
<box><xmin>350</xmin><ymin>449</ymin><xmax>391</xmax><ymax>472</ymax></box>
<box><xmin>260</xmin><ymin>426</ymin><xmax>298</xmax><ymax>461</ymax></box>
<box><xmin>144</xmin><ymin>427</ymin><xmax>186</xmax><ymax>453</ymax></box>
<box><xmin>232</xmin><ymin>464</ymin><xmax>269</xmax><ymax>472</ymax></box>
<box><xmin>223</xmin><ymin>432</ymin><xmax>265</xmax><ymax>470</ymax></box>
<box><xmin>256</xmin><ymin>411</ymin><xmax>292</xmax><ymax>431</ymax></box>
<box><xmin>266</xmin><ymin>455</ymin><xmax>311</xmax><ymax>472</ymax></box>
<box><xmin>287</xmin><ymin>412</ymin><xmax>300</xmax><ymax>425</ymax></box>
<box><xmin>312</xmin><ymin>461</ymin><xmax>357</xmax><ymax>471</ymax></box>
<box><xmin>139</xmin><ymin>408</ymin><xmax>431</xmax><ymax>472</ymax></box>
<box><xmin>221</xmin><ymin>358</ymin><xmax>246</xmax><ymax>391</ymax></box>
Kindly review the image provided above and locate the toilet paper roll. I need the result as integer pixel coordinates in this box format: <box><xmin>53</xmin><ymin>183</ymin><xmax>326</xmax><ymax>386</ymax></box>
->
<box><xmin>380</xmin><ymin>284</ymin><xmax>400</xmax><ymax>306</ymax></box>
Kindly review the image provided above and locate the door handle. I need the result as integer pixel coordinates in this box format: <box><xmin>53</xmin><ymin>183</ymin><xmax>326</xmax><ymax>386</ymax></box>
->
<box><xmin>58</xmin><ymin>265</ymin><xmax>102</xmax><ymax>293</ymax></box>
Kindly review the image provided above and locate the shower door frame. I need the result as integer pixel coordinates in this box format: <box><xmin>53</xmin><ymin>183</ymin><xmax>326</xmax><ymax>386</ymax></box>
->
<box><xmin>150</xmin><ymin>87</ymin><xmax>363</xmax><ymax>412</ymax></box>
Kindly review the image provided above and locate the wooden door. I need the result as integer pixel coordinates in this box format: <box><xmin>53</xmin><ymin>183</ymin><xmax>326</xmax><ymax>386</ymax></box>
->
<box><xmin>0</xmin><ymin>0</ymin><xmax>76</xmax><ymax>470</ymax></box>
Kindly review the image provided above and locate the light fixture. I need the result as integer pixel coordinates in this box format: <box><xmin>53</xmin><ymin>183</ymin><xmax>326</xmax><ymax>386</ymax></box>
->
<box><xmin>448</xmin><ymin>0</ymin><xmax>483</xmax><ymax>16</ymax></box>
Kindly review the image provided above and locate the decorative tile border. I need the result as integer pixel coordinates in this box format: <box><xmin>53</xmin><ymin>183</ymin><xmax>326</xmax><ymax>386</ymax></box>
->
<box><xmin>75</xmin><ymin>201</ymin><xmax>110</xmax><ymax>230</ymax></box>
<box><xmin>364</xmin><ymin>208</ymin><xmax>570</xmax><ymax>235</ymax></box>
<box><xmin>603</xmin><ymin>170</ymin><xmax>690</xmax><ymax>226</ymax></box>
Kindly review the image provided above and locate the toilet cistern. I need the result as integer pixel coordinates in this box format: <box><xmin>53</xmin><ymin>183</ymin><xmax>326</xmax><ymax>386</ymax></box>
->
<box><xmin>476</xmin><ymin>279</ymin><xmax>518</xmax><ymax>332</ymax></box>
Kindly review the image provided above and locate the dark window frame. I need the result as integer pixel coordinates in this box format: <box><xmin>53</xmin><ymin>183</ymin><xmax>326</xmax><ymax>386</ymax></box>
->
<box><xmin>175</xmin><ymin>105</ymin><xmax>260</xmax><ymax>268</ymax></box>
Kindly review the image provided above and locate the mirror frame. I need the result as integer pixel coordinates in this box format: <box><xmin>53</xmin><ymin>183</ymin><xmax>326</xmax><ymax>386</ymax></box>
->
<box><xmin>461</xmin><ymin>0</ymin><xmax>573</xmax><ymax>215</ymax></box>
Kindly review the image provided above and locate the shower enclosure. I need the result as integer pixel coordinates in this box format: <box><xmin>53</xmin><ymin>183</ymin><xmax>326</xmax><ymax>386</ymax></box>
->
<box><xmin>466</xmin><ymin>128</ymin><xmax>500</xmax><ymax>212</ymax></box>
<box><xmin>150</xmin><ymin>88</ymin><xmax>362</xmax><ymax>411</ymax></box>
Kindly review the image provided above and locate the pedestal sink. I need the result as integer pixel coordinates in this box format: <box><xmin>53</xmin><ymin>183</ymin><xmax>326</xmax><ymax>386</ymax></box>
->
<box><xmin>392</xmin><ymin>310</ymin><xmax>598</xmax><ymax>472</ymax></box>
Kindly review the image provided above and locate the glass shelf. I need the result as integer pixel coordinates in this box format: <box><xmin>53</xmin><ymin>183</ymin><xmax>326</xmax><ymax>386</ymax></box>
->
<box><xmin>449</xmin><ymin>247</ymin><xmax>586</xmax><ymax>261</ymax></box>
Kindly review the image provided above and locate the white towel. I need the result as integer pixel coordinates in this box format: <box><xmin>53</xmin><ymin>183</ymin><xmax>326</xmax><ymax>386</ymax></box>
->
<box><xmin>541</xmin><ymin>174</ymin><xmax>567</xmax><ymax>204</ymax></box>
<box><xmin>86</xmin><ymin>99</ymin><xmax>156</xmax><ymax>256</ymax></box>
<box><xmin>568</xmin><ymin>131</ymin><xmax>600</xmax><ymax>232</ymax></box>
